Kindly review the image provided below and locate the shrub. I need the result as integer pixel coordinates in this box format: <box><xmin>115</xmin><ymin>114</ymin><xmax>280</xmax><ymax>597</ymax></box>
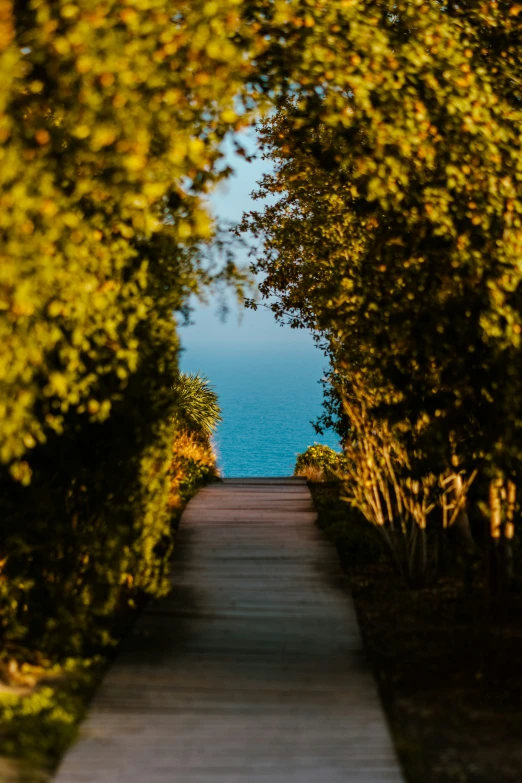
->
<box><xmin>168</xmin><ymin>428</ymin><xmax>219</xmax><ymax>511</ymax></box>
<box><xmin>171</xmin><ymin>373</ymin><xmax>222</xmax><ymax>436</ymax></box>
<box><xmin>0</xmin><ymin>365</ymin><xmax>220</xmax><ymax>658</ymax></box>
<box><xmin>310</xmin><ymin>483</ymin><xmax>383</xmax><ymax>568</ymax></box>
<box><xmin>294</xmin><ymin>444</ymin><xmax>347</xmax><ymax>483</ymax></box>
<box><xmin>0</xmin><ymin>1</ymin><xmax>234</xmax><ymax>661</ymax></box>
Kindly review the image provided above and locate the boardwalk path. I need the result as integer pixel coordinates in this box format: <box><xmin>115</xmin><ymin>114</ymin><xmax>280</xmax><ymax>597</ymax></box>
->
<box><xmin>54</xmin><ymin>478</ymin><xmax>403</xmax><ymax>783</ymax></box>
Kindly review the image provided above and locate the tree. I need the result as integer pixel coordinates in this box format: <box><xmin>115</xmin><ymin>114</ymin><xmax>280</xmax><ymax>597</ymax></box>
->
<box><xmin>0</xmin><ymin>0</ymin><xmax>259</xmax><ymax>655</ymax></box>
<box><xmin>240</xmin><ymin>0</ymin><xmax>522</xmax><ymax>587</ymax></box>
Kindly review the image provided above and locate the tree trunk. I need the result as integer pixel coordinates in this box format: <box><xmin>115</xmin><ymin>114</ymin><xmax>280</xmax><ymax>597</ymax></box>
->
<box><xmin>487</xmin><ymin>476</ymin><xmax>503</xmax><ymax>601</ymax></box>
<box><xmin>486</xmin><ymin>477</ymin><xmax>515</xmax><ymax>604</ymax></box>
<box><xmin>452</xmin><ymin>474</ymin><xmax>476</xmax><ymax>554</ymax></box>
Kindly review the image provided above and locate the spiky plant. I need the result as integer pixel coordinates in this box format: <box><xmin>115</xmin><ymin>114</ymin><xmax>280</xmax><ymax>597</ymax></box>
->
<box><xmin>172</xmin><ymin>372</ymin><xmax>222</xmax><ymax>435</ymax></box>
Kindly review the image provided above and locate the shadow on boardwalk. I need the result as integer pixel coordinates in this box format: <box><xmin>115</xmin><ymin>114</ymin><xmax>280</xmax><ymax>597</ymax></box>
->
<box><xmin>53</xmin><ymin>478</ymin><xmax>404</xmax><ymax>783</ymax></box>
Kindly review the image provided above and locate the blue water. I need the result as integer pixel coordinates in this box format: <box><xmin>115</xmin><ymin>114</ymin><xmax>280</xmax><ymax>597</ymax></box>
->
<box><xmin>179</xmin><ymin>343</ymin><xmax>339</xmax><ymax>477</ymax></box>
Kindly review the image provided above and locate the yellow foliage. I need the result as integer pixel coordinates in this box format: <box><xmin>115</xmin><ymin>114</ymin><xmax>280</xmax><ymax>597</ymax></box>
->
<box><xmin>0</xmin><ymin>0</ymin><xmax>258</xmax><ymax>473</ymax></box>
<box><xmin>168</xmin><ymin>428</ymin><xmax>218</xmax><ymax>510</ymax></box>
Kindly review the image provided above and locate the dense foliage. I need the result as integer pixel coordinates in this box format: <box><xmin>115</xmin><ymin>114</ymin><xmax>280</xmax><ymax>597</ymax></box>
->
<box><xmin>2</xmin><ymin>0</ymin><xmax>521</xmax><ymax>676</ymax></box>
<box><xmin>0</xmin><ymin>0</ymin><xmax>249</xmax><ymax>660</ymax></box>
<box><xmin>242</xmin><ymin>1</ymin><xmax>522</xmax><ymax>588</ymax></box>
<box><xmin>2</xmin><ymin>0</ymin><xmax>522</xmax><ymax>772</ymax></box>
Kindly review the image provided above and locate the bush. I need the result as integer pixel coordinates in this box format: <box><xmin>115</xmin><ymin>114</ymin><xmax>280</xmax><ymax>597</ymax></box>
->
<box><xmin>0</xmin><ymin>1</ymin><xmax>234</xmax><ymax>661</ymax></box>
<box><xmin>294</xmin><ymin>444</ymin><xmax>347</xmax><ymax>482</ymax></box>
<box><xmin>168</xmin><ymin>428</ymin><xmax>219</xmax><ymax>511</ymax></box>
<box><xmin>310</xmin><ymin>483</ymin><xmax>383</xmax><ymax>568</ymax></box>
<box><xmin>0</xmin><ymin>399</ymin><xmax>177</xmax><ymax>658</ymax></box>
<box><xmin>0</xmin><ymin>364</ymin><xmax>220</xmax><ymax>659</ymax></box>
<box><xmin>171</xmin><ymin>373</ymin><xmax>222</xmax><ymax>436</ymax></box>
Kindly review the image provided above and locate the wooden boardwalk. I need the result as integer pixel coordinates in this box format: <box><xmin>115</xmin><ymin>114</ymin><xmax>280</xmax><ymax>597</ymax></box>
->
<box><xmin>53</xmin><ymin>477</ymin><xmax>404</xmax><ymax>783</ymax></box>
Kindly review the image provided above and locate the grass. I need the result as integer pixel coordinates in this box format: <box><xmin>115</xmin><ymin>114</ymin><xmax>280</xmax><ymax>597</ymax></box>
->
<box><xmin>309</xmin><ymin>480</ymin><xmax>522</xmax><ymax>783</ymax></box>
<box><xmin>0</xmin><ymin>658</ymin><xmax>104</xmax><ymax>781</ymax></box>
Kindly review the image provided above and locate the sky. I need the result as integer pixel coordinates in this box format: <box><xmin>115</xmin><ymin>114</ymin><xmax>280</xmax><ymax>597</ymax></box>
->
<box><xmin>178</xmin><ymin>129</ymin><xmax>318</xmax><ymax>351</ymax></box>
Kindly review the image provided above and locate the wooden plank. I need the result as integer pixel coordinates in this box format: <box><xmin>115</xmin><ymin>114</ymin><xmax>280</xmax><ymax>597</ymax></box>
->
<box><xmin>220</xmin><ymin>477</ymin><xmax>307</xmax><ymax>483</ymax></box>
<box><xmin>53</xmin><ymin>478</ymin><xmax>403</xmax><ymax>783</ymax></box>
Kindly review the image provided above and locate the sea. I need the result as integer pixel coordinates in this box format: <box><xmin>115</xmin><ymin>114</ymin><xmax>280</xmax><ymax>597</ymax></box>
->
<box><xmin>179</xmin><ymin>341</ymin><xmax>339</xmax><ymax>478</ymax></box>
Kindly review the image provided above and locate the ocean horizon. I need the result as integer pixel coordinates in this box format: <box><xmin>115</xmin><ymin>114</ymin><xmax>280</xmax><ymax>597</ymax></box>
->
<box><xmin>179</xmin><ymin>340</ymin><xmax>339</xmax><ymax>477</ymax></box>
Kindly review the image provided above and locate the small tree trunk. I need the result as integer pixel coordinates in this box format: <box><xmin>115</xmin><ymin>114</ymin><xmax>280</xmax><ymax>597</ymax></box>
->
<box><xmin>486</xmin><ymin>476</ymin><xmax>503</xmax><ymax>601</ymax></box>
<box><xmin>500</xmin><ymin>480</ymin><xmax>516</xmax><ymax>594</ymax></box>
<box><xmin>486</xmin><ymin>476</ymin><xmax>515</xmax><ymax>604</ymax></box>
<box><xmin>452</xmin><ymin>473</ymin><xmax>476</xmax><ymax>554</ymax></box>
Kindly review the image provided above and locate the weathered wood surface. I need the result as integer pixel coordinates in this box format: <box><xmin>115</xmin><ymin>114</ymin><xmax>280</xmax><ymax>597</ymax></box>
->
<box><xmin>53</xmin><ymin>477</ymin><xmax>404</xmax><ymax>783</ymax></box>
